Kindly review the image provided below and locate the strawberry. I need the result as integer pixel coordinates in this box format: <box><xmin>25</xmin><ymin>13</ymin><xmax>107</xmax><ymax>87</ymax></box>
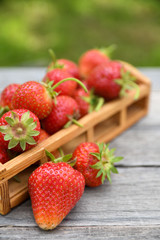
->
<box><xmin>28</xmin><ymin>153</ymin><xmax>85</xmax><ymax>230</ymax></box>
<box><xmin>0</xmin><ymin>147</ymin><xmax>9</xmax><ymax>164</ymax></box>
<box><xmin>12</xmin><ymin>79</ymin><xmax>87</xmax><ymax>120</ymax></box>
<box><xmin>43</xmin><ymin>69</ymin><xmax>78</xmax><ymax>97</ymax></box>
<box><xmin>87</xmin><ymin>61</ymin><xmax>139</xmax><ymax>100</ymax></box>
<box><xmin>47</xmin><ymin>49</ymin><xmax>80</xmax><ymax>79</ymax></box>
<box><xmin>37</xmin><ymin>129</ymin><xmax>50</xmax><ymax>144</ymax></box>
<box><xmin>79</xmin><ymin>48</ymin><xmax>112</xmax><ymax>79</ymax></box>
<box><xmin>41</xmin><ymin>95</ymin><xmax>81</xmax><ymax>134</ymax></box>
<box><xmin>0</xmin><ymin>84</ymin><xmax>20</xmax><ymax>109</ymax></box>
<box><xmin>72</xmin><ymin>142</ymin><xmax>123</xmax><ymax>187</ymax></box>
<box><xmin>0</xmin><ymin>109</ymin><xmax>40</xmax><ymax>152</ymax></box>
<box><xmin>73</xmin><ymin>88</ymin><xmax>104</xmax><ymax>117</ymax></box>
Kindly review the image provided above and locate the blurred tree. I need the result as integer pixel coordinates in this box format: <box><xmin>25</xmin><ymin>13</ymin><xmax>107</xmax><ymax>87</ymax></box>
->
<box><xmin>0</xmin><ymin>0</ymin><xmax>160</xmax><ymax>66</ymax></box>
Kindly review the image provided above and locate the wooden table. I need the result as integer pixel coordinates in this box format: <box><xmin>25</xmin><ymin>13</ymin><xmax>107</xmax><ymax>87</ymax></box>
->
<box><xmin>0</xmin><ymin>68</ymin><xmax>160</xmax><ymax>239</ymax></box>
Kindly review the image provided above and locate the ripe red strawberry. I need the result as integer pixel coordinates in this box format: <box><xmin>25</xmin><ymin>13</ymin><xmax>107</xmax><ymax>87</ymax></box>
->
<box><xmin>48</xmin><ymin>59</ymin><xmax>80</xmax><ymax>79</ymax></box>
<box><xmin>37</xmin><ymin>129</ymin><xmax>50</xmax><ymax>144</ymax></box>
<box><xmin>87</xmin><ymin>61</ymin><xmax>139</xmax><ymax>100</ymax></box>
<box><xmin>11</xmin><ymin>81</ymin><xmax>53</xmax><ymax>120</ymax></box>
<box><xmin>28</xmin><ymin>160</ymin><xmax>85</xmax><ymax>230</ymax></box>
<box><xmin>41</xmin><ymin>95</ymin><xmax>80</xmax><ymax>134</ymax></box>
<box><xmin>0</xmin><ymin>147</ymin><xmax>9</xmax><ymax>164</ymax></box>
<box><xmin>0</xmin><ymin>109</ymin><xmax>40</xmax><ymax>152</ymax></box>
<box><xmin>79</xmin><ymin>48</ymin><xmax>110</xmax><ymax>79</ymax></box>
<box><xmin>0</xmin><ymin>84</ymin><xmax>20</xmax><ymax>109</ymax></box>
<box><xmin>72</xmin><ymin>142</ymin><xmax>123</xmax><ymax>187</ymax></box>
<box><xmin>73</xmin><ymin>88</ymin><xmax>104</xmax><ymax>117</ymax></box>
<box><xmin>43</xmin><ymin>68</ymin><xmax>78</xmax><ymax>97</ymax></box>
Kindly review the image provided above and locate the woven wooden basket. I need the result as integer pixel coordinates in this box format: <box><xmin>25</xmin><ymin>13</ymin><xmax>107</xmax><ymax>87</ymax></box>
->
<box><xmin>0</xmin><ymin>62</ymin><xmax>151</xmax><ymax>215</ymax></box>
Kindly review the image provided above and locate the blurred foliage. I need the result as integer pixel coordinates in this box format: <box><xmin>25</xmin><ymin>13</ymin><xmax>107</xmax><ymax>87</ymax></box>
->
<box><xmin>0</xmin><ymin>0</ymin><xmax>160</xmax><ymax>66</ymax></box>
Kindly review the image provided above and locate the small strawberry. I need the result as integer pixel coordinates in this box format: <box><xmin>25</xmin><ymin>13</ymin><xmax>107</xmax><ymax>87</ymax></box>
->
<box><xmin>0</xmin><ymin>109</ymin><xmax>40</xmax><ymax>152</ymax></box>
<box><xmin>0</xmin><ymin>84</ymin><xmax>20</xmax><ymax>109</ymax></box>
<box><xmin>12</xmin><ymin>79</ymin><xmax>87</xmax><ymax>120</ymax></box>
<box><xmin>87</xmin><ymin>61</ymin><xmax>139</xmax><ymax>100</ymax></box>
<box><xmin>73</xmin><ymin>88</ymin><xmax>104</xmax><ymax>117</ymax></box>
<box><xmin>37</xmin><ymin>129</ymin><xmax>50</xmax><ymax>144</ymax></box>
<box><xmin>28</xmin><ymin>153</ymin><xmax>85</xmax><ymax>230</ymax></box>
<box><xmin>43</xmin><ymin>69</ymin><xmax>78</xmax><ymax>97</ymax></box>
<box><xmin>72</xmin><ymin>142</ymin><xmax>123</xmax><ymax>187</ymax></box>
<box><xmin>79</xmin><ymin>45</ymin><xmax>116</xmax><ymax>79</ymax></box>
<box><xmin>0</xmin><ymin>147</ymin><xmax>9</xmax><ymax>164</ymax></box>
<box><xmin>41</xmin><ymin>95</ymin><xmax>81</xmax><ymax>134</ymax></box>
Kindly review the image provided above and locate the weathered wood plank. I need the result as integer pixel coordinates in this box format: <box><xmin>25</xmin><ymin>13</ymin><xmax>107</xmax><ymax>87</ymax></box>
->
<box><xmin>0</xmin><ymin>167</ymin><xmax>160</xmax><ymax>227</ymax></box>
<box><xmin>0</xmin><ymin>225</ymin><xmax>160</xmax><ymax>240</ymax></box>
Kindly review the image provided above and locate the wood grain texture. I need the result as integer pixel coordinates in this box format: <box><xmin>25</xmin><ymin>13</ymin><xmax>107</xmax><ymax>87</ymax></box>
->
<box><xmin>0</xmin><ymin>68</ymin><xmax>159</xmax><ymax>239</ymax></box>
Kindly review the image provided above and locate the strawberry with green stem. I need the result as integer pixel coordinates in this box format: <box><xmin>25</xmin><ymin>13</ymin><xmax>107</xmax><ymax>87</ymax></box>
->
<box><xmin>28</xmin><ymin>151</ymin><xmax>85</xmax><ymax>230</ymax></box>
<box><xmin>79</xmin><ymin>44</ymin><xmax>116</xmax><ymax>79</ymax></box>
<box><xmin>47</xmin><ymin>49</ymin><xmax>80</xmax><ymax>79</ymax></box>
<box><xmin>72</xmin><ymin>142</ymin><xmax>123</xmax><ymax>187</ymax></box>
<box><xmin>0</xmin><ymin>109</ymin><xmax>40</xmax><ymax>152</ymax></box>
<box><xmin>87</xmin><ymin>61</ymin><xmax>140</xmax><ymax>100</ymax></box>
<box><xmin>12</xmin><ymin>78</ymin><xmax>87</xmax><ymax>120</ymax></box>
<box><xmin>73</xmin><ymin>88</ymin><xmax>104</xmax><ymax>117</ymax></box>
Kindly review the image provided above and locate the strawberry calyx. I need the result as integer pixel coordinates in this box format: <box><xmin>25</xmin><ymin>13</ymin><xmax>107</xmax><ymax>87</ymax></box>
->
<box><xmin>90</xmin><ymin>143</ymin><xmax>123</xmax><ymax>183</ymax></box>
<box><xmin>114</xmin><ymin>68</ymin><xmax>140</xmax><ymax>100</ymax></box>
<box><xmin>45</xmin><ymin>150</ymin><xmax>76</xmax><ymax>167</ymax></box>
<box><xmin>82</xmin><ymin>89</ymin><xmax>104</xmax><ymax>113</ymax></box>
<box><xmin>99</xmin><ymin>44</ymin><xmax>117</xmax><ymax>58</ymax></box>
<box><xmin>64</xmin><ymin>110</ymin><xmax>83</xmax><ymax>129</ymax></box>
<box><xmin>0</xmin><ymin>106</ymin><xmax>10</xmax><ymax>118</ymax></box>
<box><xmin>0</xmin><ymin>111</ymin><xmax>40</xmax><ymax>151</ymax></box>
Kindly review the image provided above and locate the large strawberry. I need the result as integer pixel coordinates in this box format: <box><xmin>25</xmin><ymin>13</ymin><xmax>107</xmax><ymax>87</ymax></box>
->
<box><xmin>12</xmin><ymin>79</ymin><xmax>87</xmax><ymax>120</ymax></box>
<box><xmin>87</xmin><ymin>61</ymin><xmax>139</xmax><ymax>100</ymax></box>
<box><xmin>0</xmin><ymin>109</ymin><xmax>40</xmax><ymax>152</ymax></box>
<box><xmin>0</xmin><ymin>147</ymin><xmax>9</xmax><ymax>164</ymax></box>
<box><xmin>73</xmin><ymin>88</ymin><xmax>104</xmax><ymax>117</ymax></box>
<box><xmin>72</xmin><ymin>142</ymin><xmax>123</xmax><ymax>187</ymax></box>
<box><xmin>79</xmin><ymin>45</ymin><xmax>117</xmax><ymax>79</ymax></box>
<box><xmin>0</xmin><ymin>84</ymin><xmax>20</xmax><ymax>109</ymax></box>
<box><xmin>37</xmin><ymin>129</ymin><xmax>50</xmax><ymax>144</ymax></box>
<box><xmin>41</xmin><ymin>95</ymin><xmax>81</xmax><ymax>134</ymax></box>
<box><xmin>28</xmin><ymin>153</ymin><xmax>85</xmax><ymax>230</ymax></box>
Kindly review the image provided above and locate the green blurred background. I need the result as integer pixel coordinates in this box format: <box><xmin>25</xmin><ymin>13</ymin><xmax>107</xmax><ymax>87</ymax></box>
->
<box><xmin>0</xmin><ymin>0</ymin><xmax>160</xmax><ymax>67</ymax></box>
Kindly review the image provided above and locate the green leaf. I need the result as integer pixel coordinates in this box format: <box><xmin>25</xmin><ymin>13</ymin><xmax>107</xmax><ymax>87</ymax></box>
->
<box><xmin>20</xmin><ymin>140</ymin><xmax>26</xmax><ymax>151</ymax></box>
<box><xmin>11</xmin><ymin>111</ymin><xmax>19</xmax><ymax>122</ymax></box>
<box><xmin>45</xmin><ymin>150</ymin><xmax>55</xmax><ymax>162</ymax></box>
<box><xmin>0</xmin><ymin>126</ymin><xmax>8</xmax><ymax>134</ymax></box>
<box><xmin>5</xmin><ymin>117</ymin><xmax>14</xmax><ymax>126</ymax></box>
<box><xmin>63</xmin><ymin>120</ymin><xmax>72</xmax><ymax>129</ymax></box>
<box><xmin>30</xmin><ymin>130</ymin><xmax>40</xmax><ymax>136</ymax></box>
<box><xmin>62</xmin><ymin>154</ymin><xmax>73</xmax><ymax>162</ymax></box>
<box><xmin>72</xmin><ymin>119</ymin><xmax>83</xmax><ymax>128</ymax></box>
<box><xmin>8</xmin><ymin>138</ymin><xmax>19</xmax><ymax>149</ymax></box>
<box><xmin>98</xmin><ymin>143</ymin><xmax>104</xmax><ymax>154</ymax></box>
<box><xmin>90</xmin><ymin>152</ymin><xmax>101</xmax><ymax>160</ymax></box>
<box><xmin>90</xmin><ymin>161</ymin><xmax>102</xmax><ymax>170</ymax></box>
<box><xmin>96</xmin><ymin>169</ymin><xmax>102</xmax><ymax>178</ymax></box>
<box><xmin>106</xmin><ymin>170</ymin><xmax>112</xmax><ymax>184</ymax></box>
<box><xmin>111</xmin><ymin>166</ymin><xmax>119</xmax><ymax>174</ymax></box>
<box><xmin>21</xmin><ymin>111</ymin><xmax>30</xmax><ymax>122</ymax></box>
<box><xmin>25</xmin><ymin>118</ymin><xmax>34</xmax><ymax>125</ymax></box>
<box><xmin>4</xmin><ymin>134</ymin><xmax>12</xmax><ymax>141</ymax></box>
<box><xmin>26</xmin><ymin>136</ymin><xmax>36</xmax><ymax>145</ymax></box>
<box><xmin>111</xmin><ymin>156</ymin><xmax>123</xmax><ymax>163</ymax></box>
<box><xmin>29</xmin><ymin>122</ymin><xmax>37</xmax><ymax>131</ymax></box>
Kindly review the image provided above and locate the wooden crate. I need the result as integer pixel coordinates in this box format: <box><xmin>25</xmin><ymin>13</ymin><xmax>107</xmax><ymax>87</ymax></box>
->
<box><xmin>0</xmin><ymin>62</ymin><xmax>151</xmax><ymax>215</ymax></box>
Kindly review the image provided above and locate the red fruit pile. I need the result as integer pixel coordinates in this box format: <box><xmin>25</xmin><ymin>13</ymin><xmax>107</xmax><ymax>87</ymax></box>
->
<box><xmin>0</xmin><ymin>47</ymin><xmax>137</xmax><ymax>230</ymax></box>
